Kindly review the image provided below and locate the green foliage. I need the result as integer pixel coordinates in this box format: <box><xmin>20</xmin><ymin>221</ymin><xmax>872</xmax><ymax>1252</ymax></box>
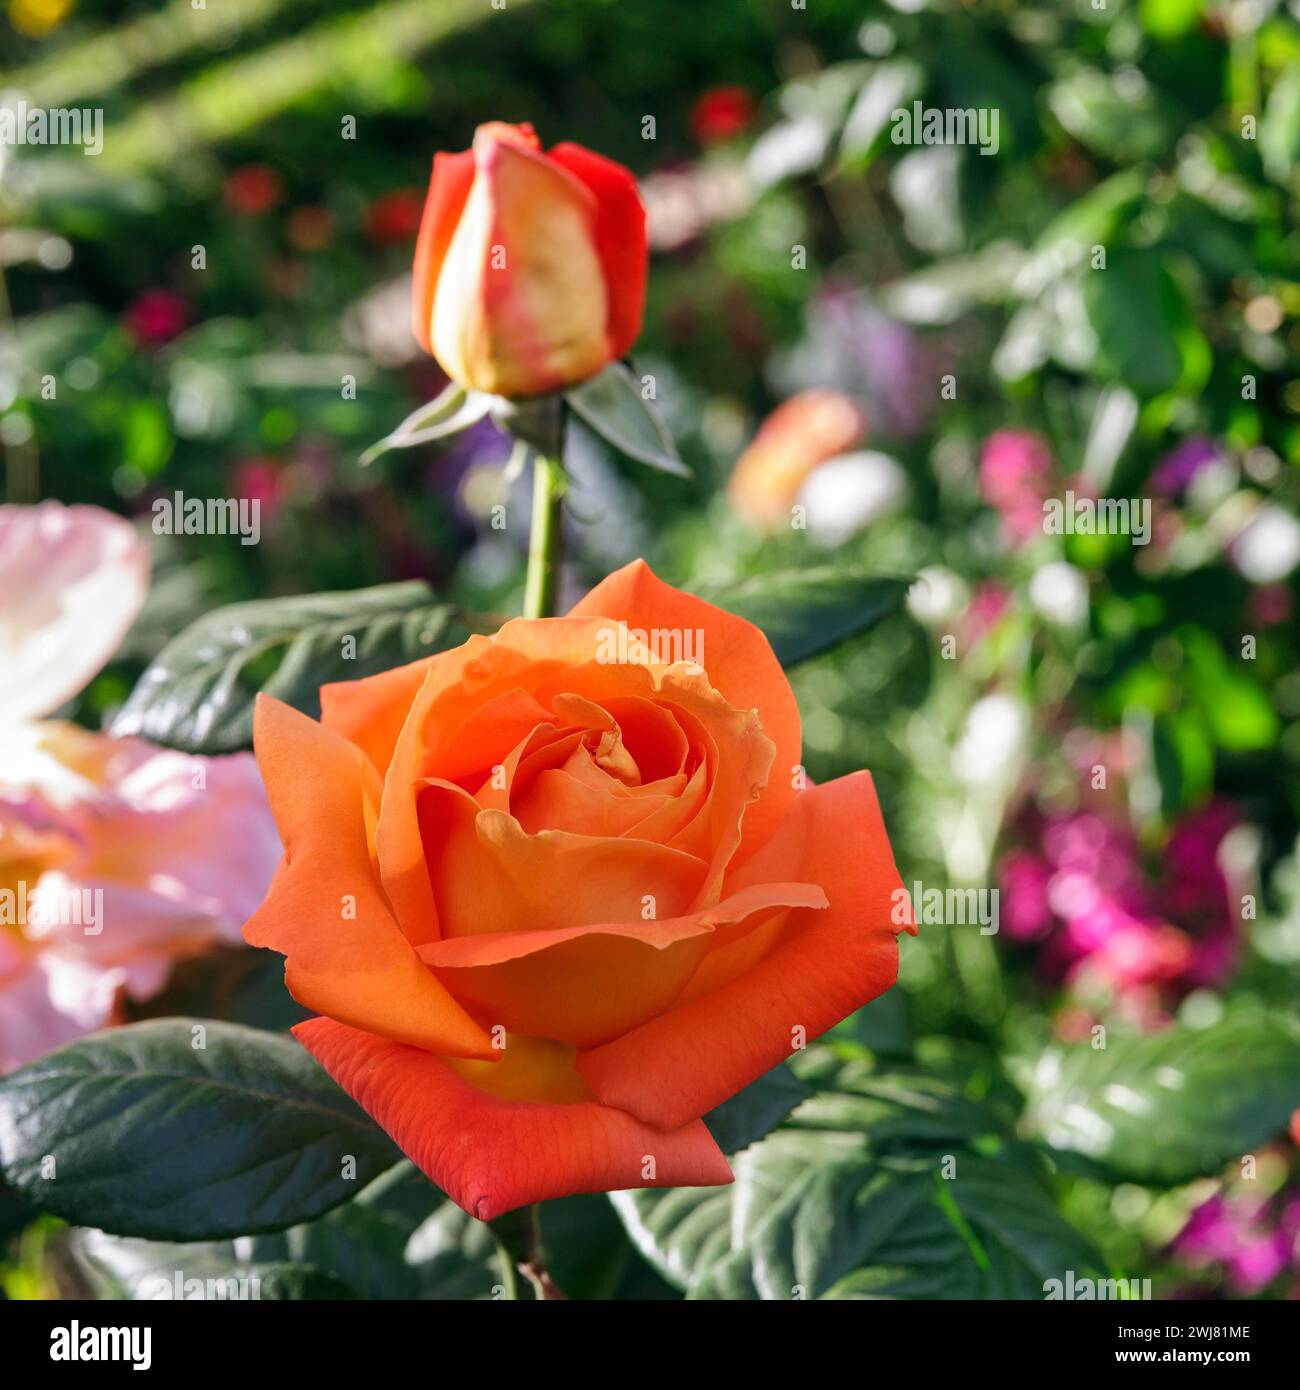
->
<box><xmin>700</xmin><ymin>570</ymin><xmax>913</xmax><ymax>667</ymax></box>
<box><xmin>566</xmin><ymin>362</ymin><xmax>689</xmax><ymax>478</ymax></box>
<box><xmin>701</xmin><ymin>1063</ymin><xmax>810</xmax><ymax>1154</ymax></box>
<box><xmin>111</xmin><ymin>582</ymin><xmax>473</xmax><ymax>753</ymax></box>
<box><xmin>1022</xmin><ymin>1015</ymin><xmax>1300</xmax><ymax>1186</ymax></box>
<box><xmin>5</xmin><ymin>0</ymin><xmax>1300</xmax><ymax>1303</ymax></box>
<box><xmin>0</xmin><ymin>1020</ymin><xmax>399</xmax><ymax>1240</ymax></box>
<box><xmin>614</xmin><ymin>1046</ymin><xmax>1104</xmax><ymax>1299</ymax></box>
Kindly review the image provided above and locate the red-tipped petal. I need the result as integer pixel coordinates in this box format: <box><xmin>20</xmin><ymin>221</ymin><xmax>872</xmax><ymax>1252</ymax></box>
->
<box><xmin>411</xmin><ymin>148</ymin><xmax>475</xmax><ymax>355</ymax></box>
<box><xmin>294</xmin><ymin>1017</ymin><xmax>733</xmax><ymax>1221</ymax></box>
<box><xmin>548</xmin><ymin>141</ymin><xmax>647</xmax><ymax>359</ymax></box>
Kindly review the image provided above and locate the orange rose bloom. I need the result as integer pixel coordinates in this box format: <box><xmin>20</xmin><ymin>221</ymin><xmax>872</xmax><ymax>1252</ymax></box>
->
<box><xmin>245</xmin><ymin>562</ymin><xmax>910</xmax><ymax>1219</ymax></box>
<box><xmin>411</xmin><ymin>122</ymin><xmax>646</xmax><ymax>399</ymax></box>
<box><xmin>728</xmin><ymin>389</ymin><xmax>867</xmax><ymax>532</ymax></box>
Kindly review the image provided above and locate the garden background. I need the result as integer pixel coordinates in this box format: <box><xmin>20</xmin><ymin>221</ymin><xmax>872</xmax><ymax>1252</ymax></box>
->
<box><xmin>2</xmin><ymin>0</ymin><xmax>1300</xmax><ymax>1300</ymax></box>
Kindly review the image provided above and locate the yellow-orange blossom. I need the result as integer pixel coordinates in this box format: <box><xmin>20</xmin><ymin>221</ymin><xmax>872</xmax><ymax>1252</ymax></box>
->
<box><xmin>245</xmin><ymin>563</ymin><xmax>912</xmax><ymax>1219</ymax></box>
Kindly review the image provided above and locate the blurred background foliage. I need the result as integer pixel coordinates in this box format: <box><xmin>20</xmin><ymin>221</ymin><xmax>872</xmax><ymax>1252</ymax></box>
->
<box><xmin>3</xmin><ymin>0</ymin><xmax>1300</xmax><ymax>1298</ymax></box>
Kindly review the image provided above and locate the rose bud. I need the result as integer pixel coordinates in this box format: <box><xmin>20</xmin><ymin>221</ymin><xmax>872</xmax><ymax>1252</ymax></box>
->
<box><xmin>412</xmin><ymin>121</ymin><xmax>646</xmax><ymax>399</ymax></box>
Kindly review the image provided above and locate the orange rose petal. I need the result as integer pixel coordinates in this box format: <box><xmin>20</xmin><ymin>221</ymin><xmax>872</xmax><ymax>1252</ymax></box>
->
<box><xmin>566</xmin><ymin>561</ymin><xmax>801</xmax><ymax>864</ymax></box>
<box><xmin>420</xmin><ymin>779</ymin><xmax>709</xmax><ymax>937</ymax></box>
<box><xmin>513</xmin><ymin>767</ymin><xmax>673</xmax><ymax>838</ymax></box>
<box><xmin>420</xmin><ymin>879</ymin><xmax>826</xmax><ymax>964</ymax></box>
<box><xmin>319</xmin><ymin>656</ymin><xmax>435</xmax><ymax>777</ymax></box>
<box><xmin>373</xmin><ymin>636</ymin><xmax>499</xmax><ymax>942</ymax></box>
<box><xmin>601</xmin><ymin>695</ymin><xmax>690</xmax><ymax>780</ymax></box>
<box><xmin>429</xmin><ymin>684</ymin><xmax>555</xmax><ymax>785</ymax></box>
<box><xmin>293</xmin><ymin>1017</ymin><xmax>733</xmax><ymax>1221</ymax></box>
<box><xmin>673</xmin><ymin>908</ymin><xmax>793</xmax><ymax>1005</ymax></box>
<box><xmin>577</xmin><ymin>772</ymin><xmax>909</xmax><ymax>1130</ymax></box>
<box><xmin>429</xmin><ymin>931</ymin><xmax>712</xmax><ymax>1048</ymax></box>
<box><xmin>418</xmin><ymin>880</ymin><xmax>824</xmax><ymax>1048</ymax></box>
<box><xmin>243</xmin><ymin>695</ymin><xmax>494</xmax><ymax>1059</ymax></box>
<box><xmin>498</xmin><ymin>628</ymin><xmax>775</xmax><ymax>904</ymax></box>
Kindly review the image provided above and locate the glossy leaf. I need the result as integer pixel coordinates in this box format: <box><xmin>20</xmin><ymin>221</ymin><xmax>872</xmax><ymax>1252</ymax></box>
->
<box><xmin>0</xmin><ymin>1019</ymin><xmax>400</xmax><ymax>1241</ymax></box>
<box><xmin>111</xmin><ymin>581</ymin><xmax>473</xmax><ymax>754</ymax></box>
<box><xmin>701</xmin><ymin>568</ymin><xmax>912</xmax><ymax>667</ymax></box>
<box><xmin>1022</xmin><ymin>1015</ymin><xmax>1300</xmax><ymax>1185</ymax></box>
<box><xmin>613</xmin><ymin>1049</ymin><xmax>1100</xmax><ymax>1298</ymax></box>
<box><xmin>701</xmin><ymin>1063</ymin><xmax>810</xmax><ymax>1154</ymax></box>
<box><xmin>566</xmin><ymin>361</ymin><xmax>690</xmax><ymax>478</ymax></box>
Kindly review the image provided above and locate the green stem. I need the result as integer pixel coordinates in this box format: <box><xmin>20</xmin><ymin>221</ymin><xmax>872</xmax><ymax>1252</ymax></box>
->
<box><xmin>495</xmin><ymin>1239</ymin><xmax>520</xmax><ymax>1302</ymax></box>
<box><xmin>489</xmin><ymin>1203</ymin><xmax>566</xmax><ymax>1300</ymax></box>
<box><xmin>523</xmin><ymin>449</ymin><xmax>565</xmax><ymax>620</ymax></box>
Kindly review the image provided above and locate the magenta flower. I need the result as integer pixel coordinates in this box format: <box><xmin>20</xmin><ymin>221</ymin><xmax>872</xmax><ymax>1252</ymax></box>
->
<box><xmin>123</xmin><ymin>289</ymin><xmax>190</xmax><ymax>348</ymax></box>
<box><xmin>979</xmin><ymin>429</ymin><xmax>1054</xmax><ymax>545</ymax></box>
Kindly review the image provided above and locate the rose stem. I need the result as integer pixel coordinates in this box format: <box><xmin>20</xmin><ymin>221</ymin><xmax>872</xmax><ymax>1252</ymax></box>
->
<box><xmin>489</xmin><ymin>1204</ymin><xmax>566</xmax><ymax>1300</ymax></box>
<box><xmin>523</xmin><ymin>446</ymin><xmax>565</xmax><ymax>620</ymax></box>
<box><xmin>502</xmin><ymin>404</ymin><xmax>567</xmax><ymax>1290</ymax></box>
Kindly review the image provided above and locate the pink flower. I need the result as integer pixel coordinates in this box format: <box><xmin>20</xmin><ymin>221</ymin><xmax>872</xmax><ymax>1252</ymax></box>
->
<box><xmin>1065</xmin><ymin>910</ymin><xmax>1192</xmax><ymax>992</ymax></box>
<box><xmin>0</xmin><ymin>500</ymin><xmax>279</xmax><ymax>1071</ymax></box>
<box><xmin>979</xmin><ymin>429</ymin><xmax>1055</xmax><ymax>546</ymax></box>
<box><xmin>1174</xmin><ymin>1194</ymin><xmax>1239</xmax><ymax>1263</ymax></box>
<box><xmin>0</xmin><ymin>502</ymin><xmax>150</xmax><ymax>724</ymax></box>
<box><xmin>0</xmin><ymin>725</ymin><xmax>280</xmax><ymax>1072</ymax></box>
<box><xmin>123</xmin><ymin>289</ymin><xmax>190</xmax><ymax>347</ymax></box>
<box><xmin>958</xmin><ymin>581</ymin><xmax>1011</xmax><ymax>649</ymax></box>
<box><xmin>999</xmin><ymin>849</ymin><xmax>1054</xmax><ymax>942</ymax></box>
<box><xmin>1228</xmin><ymin>1234</ymin><xmax>1291</xmax><ymax>1294</ymax></box>
<box><xmin>231</xmin><ymin>456</ymin><xmax>286</xmax><ymax>529</ymax></box>
<box><xmin>996</xmin><ymin>791</ymin><xmax>1246</xmax><ymax>1013</ymax></box>
<box><xmin>1174</xmin><ymin>1192</ymin><xmax>1297</xmax><ymax>1295</ymax></box>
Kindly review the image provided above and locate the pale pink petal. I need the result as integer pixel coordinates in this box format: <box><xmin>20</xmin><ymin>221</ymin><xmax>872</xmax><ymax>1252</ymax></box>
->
<box><xmin>0</xmin><ymin>501</ymin><xmax>150</xmax><ymax>723</ymax></box>
<box><xmin>0</xmin><ymin>953</ymin><xmax>121</xmax><ymax>1074</ymax></box>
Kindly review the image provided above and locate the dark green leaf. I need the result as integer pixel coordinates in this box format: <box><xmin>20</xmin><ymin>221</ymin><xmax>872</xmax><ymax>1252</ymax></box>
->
<box><xmin>0</xmin><ymin>1019</ymin><xmax>399</xmax><ymax>1241</ymax></box>
<box><xmin>566</xmin><ymin>361</ymin><xmax>690</xmax><ymax>478</ymax></box>
<box><xmin>700</xmin><ymin>568</ymin><xmax>912</xmax><ymax>667</ymax></box>
<box><xmin>536</xmin><ymin>1194</ymin><xmax>672</xmax><ymax>1300</ymax></box>
<box><xmin>1022</xmin><ymin>1014</ymin><xmax>1300</xmax><ymax>1184</ymax></box>
<box><xmin>67</xmin><ymin>1162</ymin><xmax>505</xmax><ymax>1300</ymax></box>
<box><xmin>1081</xmin><ymin>249</ymin><xmax>1209</xmax><ymax>398</ymax></box>
<box><xmin>111</xmin><ymin>581</ymin><xmax>473</xmax><ymax>754</ymax></box>
<box><xmin>69</xmin><ymin>1231</ymin><xmax>356</xmax><ymax>1300</ymax></box>
<box><xmin>0</xmin><ymin>1175</ymin><xmax>35</xmax><ymax>1243</ymax></box>
<box><xmin>614</xmin><ymin>1049</ymin><xmax>1099</xmax><ymax>1298</ymax></box>
<box><xmin>833</xmin><ymin>990</ymin><xmax>914</xmax><ymax>1060</ymax></box>
<box><xmin>125</xmin><ymin>946</ymin><xmax>309</xmax><ymax>1033</ymax></box>
<box><xmin>702</xmin><ymin>1063</ymin><xmax>810</xmax><ymax>1154</ymax></box>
